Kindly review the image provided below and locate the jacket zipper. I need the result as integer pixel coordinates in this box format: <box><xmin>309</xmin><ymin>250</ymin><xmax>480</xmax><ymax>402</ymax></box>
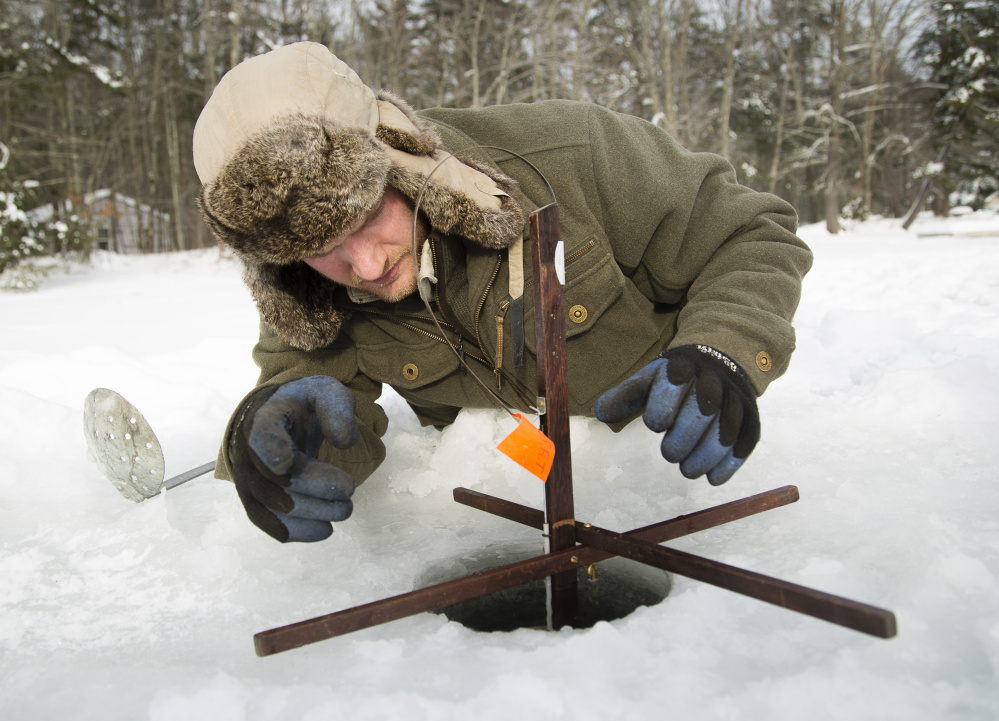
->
<box><xmin>494</xmin><ymin>297</ymin><xmax>511</xmax><ymax>390</ymax></box>
<box><xmin>430</xmin><ymin>239</ymin><xmax>465</xmax><ymax>366</ymax></box>
<box><xmin>474</xmin><ymin>252</ymin><xmax>503</xmax><ymax>360</ymax></box>
<box><xmin>397</xmin><ymin>321</ymin><xmax>473</xmax><ymax>361</ymax></box>
<box><xmin>564</xmin><ymin>238</ymin><xmax>596</xmax><ymax>265</ymax></box>
<box><xmin>458</xmin><ymin>248</ymin><xmax>535</xmax><ymax>408</ymax></box>
<box><xmin>393</xmin><ymin>312</ymin><xmax>457</xmax><ymax>333</ymax></box>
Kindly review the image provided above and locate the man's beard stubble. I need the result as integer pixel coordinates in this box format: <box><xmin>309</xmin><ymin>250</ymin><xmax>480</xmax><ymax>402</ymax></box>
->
<box><xmin>349</xmin><ymin>211</ymin><xmax>431</xmax><ymax>303</ymax></box>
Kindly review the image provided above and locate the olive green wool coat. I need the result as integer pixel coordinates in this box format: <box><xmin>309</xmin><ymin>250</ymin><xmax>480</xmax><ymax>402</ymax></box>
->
<box><xmin>216</xmin><ymin>99</ymin><xmax>812</xmax><ymax>484</ymax></box>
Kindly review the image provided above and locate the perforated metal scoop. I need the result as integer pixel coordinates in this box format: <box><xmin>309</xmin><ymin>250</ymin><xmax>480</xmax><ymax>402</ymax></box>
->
<box><xmin>83</xmin><ymin>388</ymin><xmax>217</xmax><ymax>502</ymax></box>
<box><xmin>84</xmin><ymin>388</ymin><xmax>166</xmax><ymax>501</ymax></box>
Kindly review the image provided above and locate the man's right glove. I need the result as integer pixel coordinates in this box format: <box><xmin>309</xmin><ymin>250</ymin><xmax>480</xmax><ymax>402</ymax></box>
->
<box><xmin>594</xmin><ymin>345</ymin><xmax>760</xmax><ymax>486</ymax></box>
<box><xmin>229</xmin><ymin>376</ymin><xmax>360</xmax><ymax>543</ymax></box>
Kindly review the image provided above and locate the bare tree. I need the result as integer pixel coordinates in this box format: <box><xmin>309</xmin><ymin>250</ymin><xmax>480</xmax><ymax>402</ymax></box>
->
<box><xmin>717</xmin><ymin>0</ymin><xmax>747</xmax><ymax>160</ymax></box>
<box><xmin>0</xmin><ymin>0</ymin><xmax>958</xmax><ymax>255</ymax></box>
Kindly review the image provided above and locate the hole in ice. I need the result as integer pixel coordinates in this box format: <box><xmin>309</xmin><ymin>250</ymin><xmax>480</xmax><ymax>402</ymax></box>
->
<box><xmin>145</xmin><ymin>443</ymin><xmax>152</xmax><ymax>449</ymax></box>
<box><xmin>134</xmin><ymin>456</ymin><xmax>140</xmax><ymax>462</ymax></box>
<box><xmin>129</xmin><ymin>417</ymin><xmax>136</xmax><ymax>424</ymax></box>
<box><xmin>124</xmin><ymin>433</ymin><xmax>131</xmax><ymax>440</ymax></box>
<box><xmin>109</xmin><ymin>433</ymin><xmax>115</xmax><ymax>440</ymax></box>
<box><xmin>417</xmin><ymin>542</ymin><xmax>671</xmax><ymax>633</ymax></box>
<box><xmin>149</xmin><ymin>469</ymin><xmax>156</xmax><ymax>474</ymax></box>
<box><xmin>107</xmin><ymin>416</ymin><xmax>113</xmax><ymax>422</ymax></box>
<box><xmin>131</xmin><ymin>475</ymin><xmax>137</xmax><ymax>481</ymax></box>
<box><xmin>120</xmin><ymin>455</ymin><xmax>127</xmax><ymax>461</ymax></box>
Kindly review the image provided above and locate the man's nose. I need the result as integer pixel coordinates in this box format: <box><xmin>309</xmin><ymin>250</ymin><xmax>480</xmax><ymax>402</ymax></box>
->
<box><xmin>344</xmin><ymin>234</ymin><xmax>387</xmax><ymax>281</ymax></box>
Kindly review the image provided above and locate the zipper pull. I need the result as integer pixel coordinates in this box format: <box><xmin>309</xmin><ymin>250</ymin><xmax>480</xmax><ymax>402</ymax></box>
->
<box><xmin>494</xmin><ymin>298</ymin><xmax>511</xmax><ymax>391</ymax></box>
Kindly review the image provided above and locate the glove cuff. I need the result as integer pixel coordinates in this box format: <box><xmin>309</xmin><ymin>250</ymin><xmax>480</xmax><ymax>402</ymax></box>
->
<box><xmin>662</xmin><ymin>344</ymin><xmax>758</xmax><ymax>398</ymax></box>
<box><xmin>228</xmin><ymin>384</ymin><xmax>283</xmax><ymax>469</ymax></box>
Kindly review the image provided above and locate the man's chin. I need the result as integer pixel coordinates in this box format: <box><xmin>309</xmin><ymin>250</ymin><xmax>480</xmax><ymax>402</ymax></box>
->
<box><xmin>364</xmin><ymin>278</ymin><xmax>417</xmax><ymax>303</ymax></box>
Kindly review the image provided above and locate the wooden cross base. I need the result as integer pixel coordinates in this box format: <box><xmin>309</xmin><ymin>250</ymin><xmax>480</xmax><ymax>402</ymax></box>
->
<box><xmin>253</xmin><ymin>484</ymin><xmax>896</xmax><ymax>656</ymax></box>
<box><xmin>252</xmin><ymin>203</ymin><xmax>896</xmax><ymax>657</ymax></box>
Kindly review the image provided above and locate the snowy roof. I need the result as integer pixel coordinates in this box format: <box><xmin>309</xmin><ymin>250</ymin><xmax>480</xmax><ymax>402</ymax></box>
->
<box><xmin>26</xmin><ymin>189</ymin><xmax>169</xmax><ymax>223</ymax></box>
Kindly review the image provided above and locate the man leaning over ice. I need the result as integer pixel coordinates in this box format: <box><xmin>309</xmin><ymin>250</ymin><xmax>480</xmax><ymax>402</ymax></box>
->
<box><xmin>192</xmin><ymin>42</ymin><xmax>813</xmax><ymax>543</ymax></box>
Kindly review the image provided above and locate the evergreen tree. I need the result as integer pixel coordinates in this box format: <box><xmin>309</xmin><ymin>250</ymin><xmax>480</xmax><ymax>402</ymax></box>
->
<box><xmin>919</xmin><ymin>0</ymin><xmax>999</xmax><ymax>208</ymax></box>
<box><xmin>0</xmin><ymin>2</ymin><xmax>99</xmax><ymax>281</ymax></box>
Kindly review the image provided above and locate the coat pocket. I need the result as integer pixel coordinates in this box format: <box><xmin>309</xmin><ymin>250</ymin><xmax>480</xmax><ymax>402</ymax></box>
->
<box><xmin>354</xmin><ymin>323</ymin><xmax>463</xmax><ymax>389</ymax></box>
<box><xmin>523</xmin><ymin>232</ymin><xmax>618</xmax><ymax>343</ymax></box>
<box><xmin>526</xmin><ymin>231</ymin><xmax>671</xmax><ymax>409</ymax></box>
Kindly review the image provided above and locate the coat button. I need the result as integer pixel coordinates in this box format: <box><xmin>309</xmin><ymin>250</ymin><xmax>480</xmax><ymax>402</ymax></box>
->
<box><xmin>756</xmin><ymin>351</ymin><xmax>773</xmax><ymax>372</ymax></box>
<box><xmin>569</xmin><ymin>305</ymin><xmax>588</xmax><ymax>324</ymax></box>
<box><xmin>403</xmin><ymin>363</ymin><xmax>419</xmax><ymax>380</ymax></box>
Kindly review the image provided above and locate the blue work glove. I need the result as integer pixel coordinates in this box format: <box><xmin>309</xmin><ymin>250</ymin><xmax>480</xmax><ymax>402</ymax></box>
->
<box><xmin>594</xmin><ymin>345</ymin><xmax>760</xmax><ymax>485</ymax></box>
<box><xmin>229</xmin><ymin>376</ymin><xmax>360</xmax><ymax>542</ymax></box>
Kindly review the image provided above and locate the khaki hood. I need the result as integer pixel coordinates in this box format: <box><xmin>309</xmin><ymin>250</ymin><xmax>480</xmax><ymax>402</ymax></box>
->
<box><xmin>193</xmin><ymin>42</ymin><xmax>524</xmax><ymax>350</ymax></box>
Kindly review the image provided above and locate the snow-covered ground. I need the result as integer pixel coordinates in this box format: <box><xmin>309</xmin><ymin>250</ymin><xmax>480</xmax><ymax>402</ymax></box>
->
<box><xmin>2</xmin><ymin>210</ymin><xmax>998</xmax><ymax>720</ymax></box>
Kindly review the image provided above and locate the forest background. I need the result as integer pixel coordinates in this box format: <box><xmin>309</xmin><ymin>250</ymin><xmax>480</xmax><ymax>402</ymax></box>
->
<box><xmin>0</xmin><ymin>0</ymin><xmax>996</xmax><ymax>270</ymax></box>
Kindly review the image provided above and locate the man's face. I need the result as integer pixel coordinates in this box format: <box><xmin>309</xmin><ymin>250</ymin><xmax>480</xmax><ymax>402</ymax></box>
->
<box><xmin>304</xmin><ymin>186</ymin><xmax>427</xmax><ymax>303</ymax></box>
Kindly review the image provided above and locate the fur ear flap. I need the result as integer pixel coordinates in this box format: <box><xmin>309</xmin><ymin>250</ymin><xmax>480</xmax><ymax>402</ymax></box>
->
<box><xmin>244</xmin><ymin>262</ymin><xmax>351</xmax><ymax>351</ymax></box>
<box><xmin>375</xmin><ymin>90</ymin><xmax>439</xmax><ymax>156</ymax></box>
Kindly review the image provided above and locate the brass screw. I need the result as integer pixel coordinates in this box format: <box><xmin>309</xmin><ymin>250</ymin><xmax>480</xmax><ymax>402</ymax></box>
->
<box><xmin>570</xmin><ymin>555</ymin><xmax>579</xmax><ymax>564</ymax></box>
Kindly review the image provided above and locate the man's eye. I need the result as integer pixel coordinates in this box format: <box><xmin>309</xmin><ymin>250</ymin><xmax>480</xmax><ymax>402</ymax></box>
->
<box><xmin>306</xmin><ymin>239</ymin><xmax>340</xmax><ymax>259</ymax></box>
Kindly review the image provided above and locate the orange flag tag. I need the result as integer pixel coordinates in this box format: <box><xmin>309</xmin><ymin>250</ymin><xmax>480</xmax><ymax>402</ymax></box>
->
<box><xmin>496</xmin><ymin>413</ymin><xmax>555</xmax><ymax>482</ymax></box>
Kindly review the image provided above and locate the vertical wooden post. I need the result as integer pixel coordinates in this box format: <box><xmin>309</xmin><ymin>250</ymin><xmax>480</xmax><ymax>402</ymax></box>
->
<box><xmin>530</xmin><ymin>203</ymin><xmax>577</xmax><ymax>629</ymax></box>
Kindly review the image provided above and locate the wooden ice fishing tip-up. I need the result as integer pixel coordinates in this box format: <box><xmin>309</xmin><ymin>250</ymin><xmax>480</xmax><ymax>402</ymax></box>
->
<box><xmin>252</xmin><ymin>203</ymin><xmax>897</xmax><ymax>657</ymax></box>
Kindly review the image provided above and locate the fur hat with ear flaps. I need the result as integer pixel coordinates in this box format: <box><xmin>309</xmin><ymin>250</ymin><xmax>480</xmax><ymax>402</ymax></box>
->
<box><xmin>194</xmin><ymin>42</ymin><xmax>525</xmax><ymax>351</ymax></box>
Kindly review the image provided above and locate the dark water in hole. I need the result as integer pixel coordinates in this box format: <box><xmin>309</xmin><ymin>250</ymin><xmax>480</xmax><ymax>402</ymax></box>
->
<box><xmin>416</xmin><ymin>542</ymin><xmax>672</xmax><ymax>632</ymax></box>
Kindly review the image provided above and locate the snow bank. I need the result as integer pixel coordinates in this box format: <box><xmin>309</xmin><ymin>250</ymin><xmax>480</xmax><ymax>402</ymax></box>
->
<box><xmin>2</xmin><ymin>212</ymin><xmax>998</xmax><ymax>719</ymax></box>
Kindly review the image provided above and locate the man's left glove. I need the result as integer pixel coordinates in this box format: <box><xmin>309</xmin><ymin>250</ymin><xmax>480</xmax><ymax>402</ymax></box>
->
<box><xmin>594</xmin><ymin>345</ymin><xmax>760</xmax><ymax>485</ymax></box>
<box><xmin>229</xmin><ymin>376</ymin><xmax>360</xmax><ymax>543</ymax></box>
